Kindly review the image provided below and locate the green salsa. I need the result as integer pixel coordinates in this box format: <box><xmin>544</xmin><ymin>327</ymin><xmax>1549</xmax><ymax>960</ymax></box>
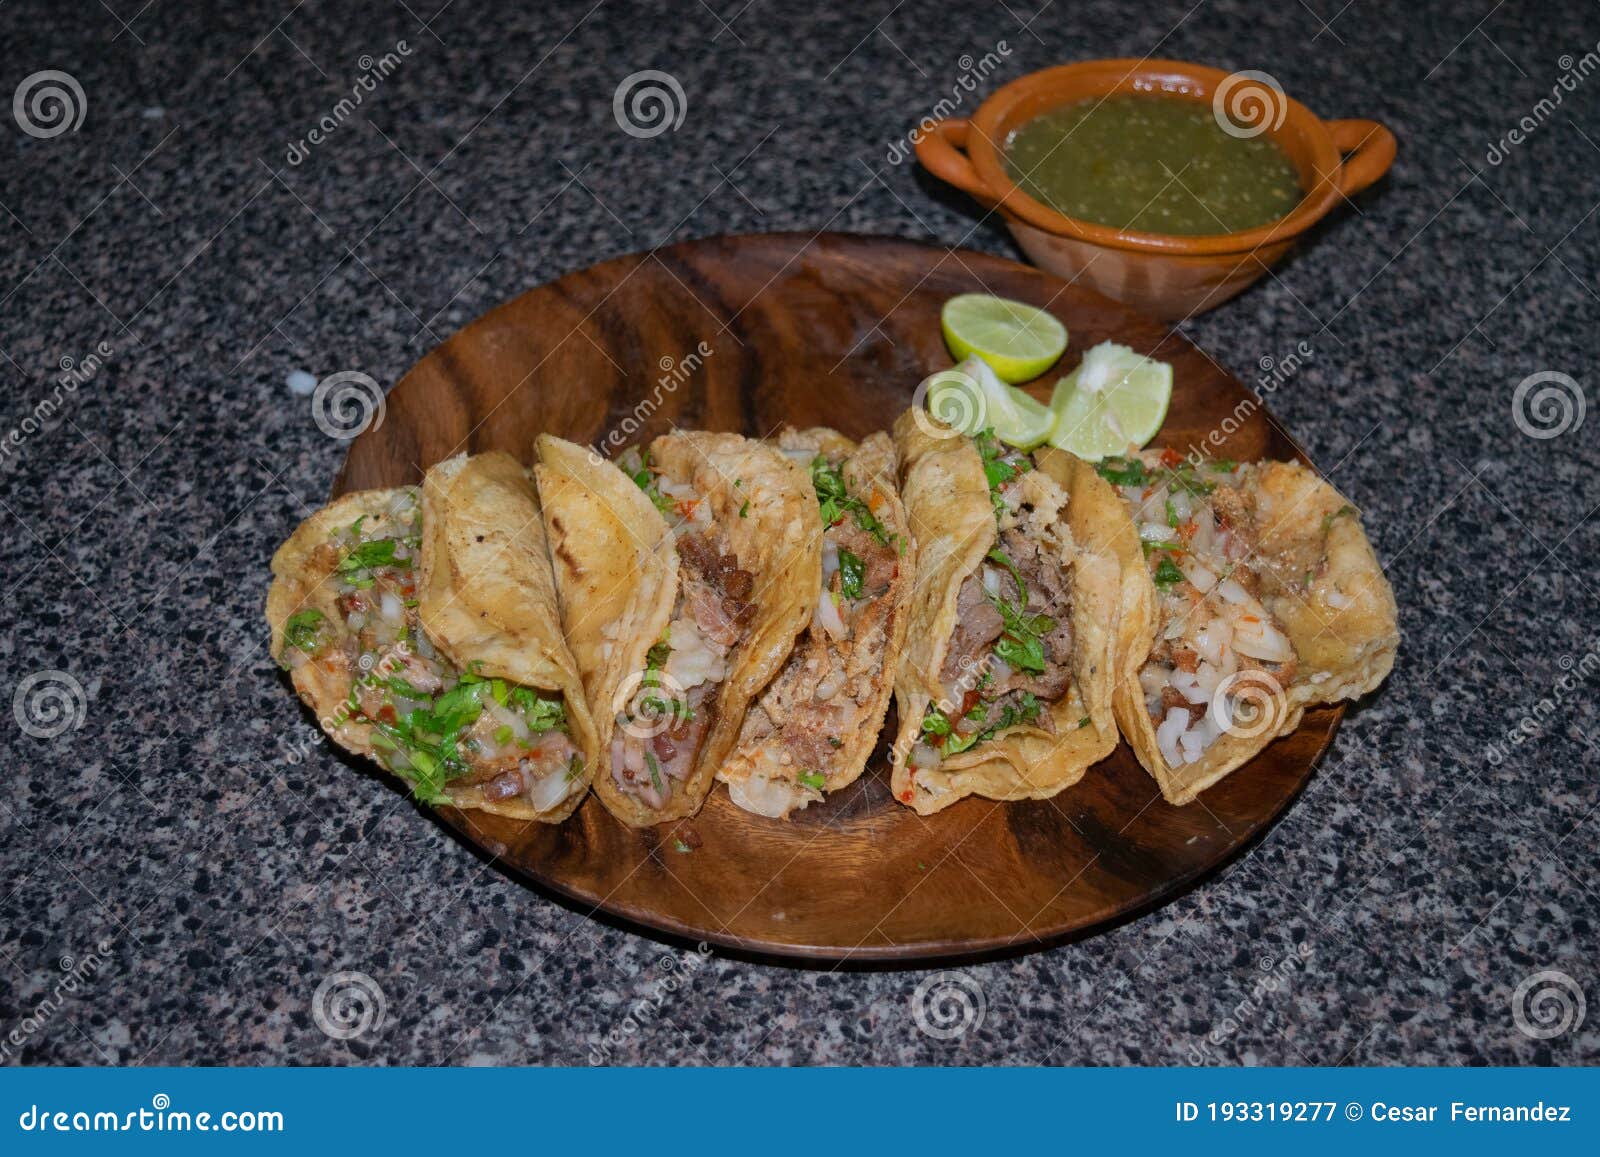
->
<box><xmin>1004</xmin><ymin>94</ymin><xmax>1303</xmax><ymax>236</ymax></box>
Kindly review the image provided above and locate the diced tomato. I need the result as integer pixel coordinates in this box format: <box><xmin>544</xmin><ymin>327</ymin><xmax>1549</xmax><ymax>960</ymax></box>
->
<box><xmin>1178</xmin><ymin>518</ymin><xmax>1197</xmax><ymax>541</ymax></box>
<box><xmin>376</xmin><ymin>704</ymin><xmax>397</xmax><ymax>724</ymax></box>
<box><xmin>1159</xmin><ymin>447</ymin><xmax>1183</xmax><ymax>468</ymax></box>
<box><xmin>899</xmin><ymin>790</ymin><xmax>914</xmax><ymax>803</ymax></box>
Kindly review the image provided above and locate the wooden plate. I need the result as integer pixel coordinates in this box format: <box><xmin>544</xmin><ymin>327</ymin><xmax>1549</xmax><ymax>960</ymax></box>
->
<box><xmin>334</xmin><ymin>232</ymin><xmax>1338</xmax><ymax>966</ymax></box>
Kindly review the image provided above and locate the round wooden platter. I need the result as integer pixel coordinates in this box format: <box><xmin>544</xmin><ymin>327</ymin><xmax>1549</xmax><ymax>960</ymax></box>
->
<box><xmin>334</xmin><ymin>232</ymin><xmax>1339</xmax><ymax>967</ymax></box>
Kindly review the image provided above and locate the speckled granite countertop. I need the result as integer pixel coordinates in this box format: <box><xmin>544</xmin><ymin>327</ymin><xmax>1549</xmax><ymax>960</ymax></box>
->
<box><xmin>2</xmin><ymin>0</ymin><xmax>1597</xmax><ymax>1066</ymax></box>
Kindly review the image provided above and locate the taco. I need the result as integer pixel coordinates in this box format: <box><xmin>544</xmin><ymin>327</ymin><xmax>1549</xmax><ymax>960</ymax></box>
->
<box><xmin>265</xmin><ymin>452</ymin><xmax>598</xmax><ymax>820</ymax></box>
<box><xmin>717</xmin><ymin>427</ymin><xmax>915</xmax><ymax>818</ymax></box>
<box><xmin>888</xmin><ymin>410</ymin><xmax>1147</xmax><ymax>815</ymax></box>
<box><xmin>534</xmin><ymin>430</ymin><xmax>820</xmax><ymax>826</ymax></box>
<box><xmin>1101</xmin><ymin>449</ymin><xmax>1399</xmax><ymax>804</ymax></box>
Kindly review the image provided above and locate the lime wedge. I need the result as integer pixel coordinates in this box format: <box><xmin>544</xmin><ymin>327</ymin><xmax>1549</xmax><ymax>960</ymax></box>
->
<box><xmin>1045</xmin><ymin>342</ymin><xmax>1173</xmax><ymax>461</ymax></box>
<box><xmin>923</xmin><ymin>356</ymin><xmax>1056</xmax><ymax>448</ymax></box>
<box><xmin>941</xmin><ymin>293</ymin><xmax>1068</xmax><ymax>383</ymax></box>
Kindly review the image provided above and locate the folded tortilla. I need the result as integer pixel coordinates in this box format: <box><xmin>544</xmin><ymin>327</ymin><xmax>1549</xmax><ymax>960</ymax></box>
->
<box><xmin>718</xmin><ymin>427</ymin><xmax>915</xmax><ymax>818</ymax></box>
<box><xmin>887</xmin><ymin>411</ymin><xmax>1145</xmax><ymax>814</ymax></box>
<box><xmin>1105</xmin><ymin>451</ymin><xmax>1398</xmax><ymax>804</ymax></box>
<box><xmin>265</xmin><ymin>451</ymin><xmax>597</xmax><ymax>821</ymax></box>
<box><xmin>534</xmin><ymin>431</ymin><xmax>820</xmax><ymax>826</ymax></box>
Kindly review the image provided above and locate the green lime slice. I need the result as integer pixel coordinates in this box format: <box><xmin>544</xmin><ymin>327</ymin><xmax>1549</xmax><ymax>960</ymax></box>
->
<box><xmin>940</xmin><ymin>293</ymin><xmax>1068</xmax><ymax>384</ymax></box>
<box><xmin>1045</xmin><ymin>342</ymin><xmax>1173</xmax><ymax>461</ymax></box>
<box><xmin>924</xmin><ymin>357</ymin><xmax>1056</xmax><ymax>448</ymax></box>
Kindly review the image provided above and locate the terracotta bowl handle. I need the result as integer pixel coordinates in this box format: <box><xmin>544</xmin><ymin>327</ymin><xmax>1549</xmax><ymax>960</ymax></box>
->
<box><xmin>1327</xmin><ymin>119</ymin><xmax>1396</xmax><ymax>198</ymax></box>
<box><xmin>914</xmin><ymin>118</ymin><xmax>996</xmax><ymax>204</ymax></box>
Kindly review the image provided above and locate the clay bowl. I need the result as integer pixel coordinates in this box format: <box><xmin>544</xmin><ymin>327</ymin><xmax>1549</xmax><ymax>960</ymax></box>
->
<box><xmin>914</xmin><ymin>58</ymin><xmax>1396</xmax><ymax>320</ymax></box>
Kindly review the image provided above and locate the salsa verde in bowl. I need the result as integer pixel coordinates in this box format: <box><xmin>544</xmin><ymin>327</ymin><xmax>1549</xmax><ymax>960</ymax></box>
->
<box><xmin>913</xmin><ymin>58</ymin><xmax>1395</xmax><ymax>318</ymax></box>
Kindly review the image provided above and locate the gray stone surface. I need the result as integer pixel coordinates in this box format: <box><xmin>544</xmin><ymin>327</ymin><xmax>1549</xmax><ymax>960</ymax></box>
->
<box><xmin>1</xmin><ymin>0</ymin><xmax>1597</xmax><ymax>1066</ymax></box>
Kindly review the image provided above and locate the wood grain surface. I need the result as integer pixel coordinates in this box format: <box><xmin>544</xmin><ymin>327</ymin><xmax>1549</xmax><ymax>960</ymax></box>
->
<box><xmin>333</xmin><ymin>232</ymin><xmax>1338</xmax><ymax>966</ymax></box>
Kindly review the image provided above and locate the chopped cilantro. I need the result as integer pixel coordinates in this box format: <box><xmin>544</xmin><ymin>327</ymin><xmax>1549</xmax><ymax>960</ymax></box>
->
<box><xmin>1321</xmin><ymin>504</ymin><xmax>1357</xmax><ymax>533</ymax></box>
<box><xmin>1095</xmin><ymin>457</ymin><xmax>1147</xmax><ymax>487</ymax></box>
<box><xmin>837</xmin><ymin>548</ymin><xmax>865</xmax><ymax>601</ymax></box>
<box><xmin>1163</xmin><ymin>464</ymin><xmax>1217</xmax><ymax>498</ymax></box>
<box><xmin>982</xmin><ymin>549</ymin><xmax>1053</xmax><ymax>675</ymax></box>
<box><xmin>811</xmin><ymin>456</ymin><xmax>892</xmax><ymax>546</ymax></box>
<box><xmin>645</xmin><ymin>634</ymin><xmax>672</xmax><ymax>670</ymax></box>
<box><xmin>338</xmin><ymin>537</ymin><xmax>407</xmax><ymax>582</ymax></box>
<box><xmin>941</xmin><ymin>693</ymin><xmax>1043</xmax><ymax>756</ymax></box>
<box><xmin>672</xmin><ymin>837</ymin><xmax>693</xmax><ymax>854</ymax></box>
<box><xmin>624</xmin><ymin>448</ymin><xmax>676</xmax><ymax>515</ymax></box>
<box><xmin>282</xmin><ymin>608</ymin><xmax>331</xmax><ymax>657</ymax></box>
<box><xmin>797</xmin><ymin>770</ymin><xmax>826</xmax><ymax>791</ymax></box>
<box><xmin>739</xmin><ymin>499</ymin><xmax>750</xmax><ymax>519</ymax></box>
<box><xmin>1152</xmin><ymin>556</ymin><xmax>1186</xmax><ymax>590</ymax></box>
<box><xmin>974</xmin><ymin>429</ymin><xmax>1031</xmax><ymax>521</ymax></box>
<box><xmin>645</xmin><ymin>751</ymin><xmax>664</xmax><ymax>793</ymax></box>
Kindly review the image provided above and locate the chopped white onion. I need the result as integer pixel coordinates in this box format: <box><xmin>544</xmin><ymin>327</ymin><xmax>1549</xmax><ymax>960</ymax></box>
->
<box><xmin>814</xmin><ymin>669</ymin><xmax>845</xmax><ymax>701</ymax></box>
<box><xmin>1232</xmin><ymin>615</ymin><xmax>1294</xmax><ymax>662</ymax></box>
<box><xmin>814</xmin><ymin>592</ymin><xmax>848</xmax><ymax>640</ymax></box>
<box><xmin>728</xmin><ymin>774</ymin><xmax>804</xmax><ymax>818</ymax></box>
<box><xmin>526</xmin><ymin>767</ymin><xmax>575</xmax><ymax>811</ymax></box>
<box><xmin>1170</xmin><ymin>669</ymin><xmax>1210</xmax><ymax>706</ymax></box>
<box><xmin>1156</xmin><ymin>707</ymin><xmax>1189</xmax><ymax>768</ymax></box>
<box><xmin>1216</xmin><ymin>578</ymin><xmax>1252</xmax><ymax>606</ymax></box>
